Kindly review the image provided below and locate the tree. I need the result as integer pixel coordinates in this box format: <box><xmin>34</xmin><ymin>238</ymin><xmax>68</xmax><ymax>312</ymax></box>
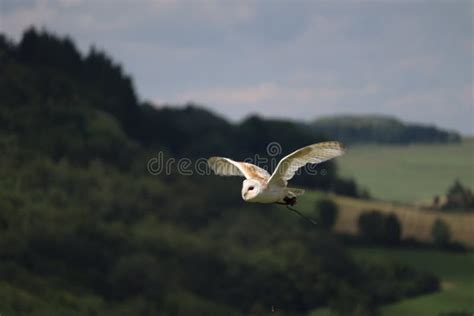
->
<box><xmin>316</xmin><ymin>198</ymin><xmax>339</xmax><ymax>230</ymax></box>
<box><xmin>431</xmin><ymin>218</ymin><xmax>451</xmax><ymax>248</ymax></box>
<box><xmin>443</xmin><ymin>180</ymin><xmax>474</xmax><ymax>210</ymax></box>
<box><xmin>309</xmin><ymin>115</ymin><xmax>460</xmax><ymax>145</ymax></box>
<box><xmin>331</xmin><ymin>178</ymin><xmax>359</xmax><ymax>197</ymax></box>
<box><xmin>383</xmin><ymin>213</ymin><xmax>401</xmax><ymax>246</ymax></box>
<box><xmin>358</xmin><ymin>210</ymin><xmax>385</xmax><ymax>243</ymax></box>
<box><xmin>358</xmin><ymin>211</ymin><xmax>401</xmax><ymax>246</ymax></box>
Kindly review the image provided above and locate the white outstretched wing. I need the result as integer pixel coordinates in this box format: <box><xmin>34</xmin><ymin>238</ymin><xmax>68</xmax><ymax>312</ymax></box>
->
<box><xmin>268</xmin><ymin>142</ymin><xmax>345</xmax><ymax>187</ymax></box>
<box><xmin>208</xmin><ymin>157</ymin><xmax>270</xmax><ymax>180</ymax></box>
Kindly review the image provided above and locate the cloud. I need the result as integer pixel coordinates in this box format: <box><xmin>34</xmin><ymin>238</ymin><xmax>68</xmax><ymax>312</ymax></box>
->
<box><xmin>383</xmin><ymin>85</ymin><xmax>473</xmax><ymax>133</ymax></box>
<box><xmin>396</xmin><ymin>55</ymin><xmax>441</xmax><ymax>75</ymax></box>
<box><xmin>384</xmin><ymin>86</ymin><xmax>470</xmax><ymax>113</ymax></box>
<box><xmin>174</xmin><ymin>82</ymin><xmax>379</xmax><ymax>107</ymax></box>
<box><xmin>0</xmin><ymin>0</ymin><xmax>471</xmax><ymax>133</ymax></box>
<box><xmin>56</xmin><ymin>0</ymin><xmax>83</xmax><ymax>7</ymax></box>
<box><xmin>149</xmin><ymin>0</ymin><xmax>255</xmax><ymax>25</ymax></box>
<box><xmin>0</xmin><ymin>1</ymin><xmax>56</xmax><ymax>39</ymax></box>
<box><xmin>164</xmin><ymin>81</ymin><xmax>380</xmax><ymax>121</ymax></box>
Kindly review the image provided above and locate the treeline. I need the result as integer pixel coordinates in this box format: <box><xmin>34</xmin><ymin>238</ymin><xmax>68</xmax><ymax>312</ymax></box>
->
<box><xmin>308</xmin><ymin>115</ymin><xmax>461</xmax><ymax>145</ymax></box>
<box><xmin>0</xmin><ymin>29</ymin><xmax>439</xmax><ymax>315</ymax></box>
<box><xmin>432</xmin><ymin>180</ymin><xmax>474</xmax><ymax>211</ymax></box>
<box><xmin>356</xmin><ymin>210</ymin><xmax>463</xmax><ymax>250</ymax></box>
<box><xmin>314</xmin><ymin>201</ymin><xmax>465</xmax><ymax>250</ymax></box>
<box><xmin>0</xmin><ymin>28</ymin><xmax>367</xmax><ymax>197</ymax></box>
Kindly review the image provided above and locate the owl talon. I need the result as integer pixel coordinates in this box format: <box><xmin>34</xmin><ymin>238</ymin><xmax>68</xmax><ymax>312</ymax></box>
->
<box><xmin>283</xmin><ymin>196</ymin><xmax>297</xmax><ymax>206</ymax></box>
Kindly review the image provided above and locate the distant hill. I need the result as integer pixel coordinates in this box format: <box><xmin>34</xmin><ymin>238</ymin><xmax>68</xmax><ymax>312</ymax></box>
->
<box><xmin>337</xmin><ymin>141</ymin><xmax>474</xmax><ymax>203</ymax></box>
<box><xmin>307</xmin><ymin>115</ymin><xmax>461</xmax><ymax>145</ymax></box>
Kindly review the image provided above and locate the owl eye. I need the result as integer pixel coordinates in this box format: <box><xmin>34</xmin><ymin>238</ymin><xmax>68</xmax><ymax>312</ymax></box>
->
<box><xmin>248</xmin><ymin>186</ymin><xmax>255</xmax><ymax>191</ymax></box>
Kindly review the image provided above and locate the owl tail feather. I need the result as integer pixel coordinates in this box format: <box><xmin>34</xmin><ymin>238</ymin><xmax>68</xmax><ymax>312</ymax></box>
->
<box><xmin>287</xmin><ymin>188</ymin><xmax>305</xmax><ymax>197</ymax></box>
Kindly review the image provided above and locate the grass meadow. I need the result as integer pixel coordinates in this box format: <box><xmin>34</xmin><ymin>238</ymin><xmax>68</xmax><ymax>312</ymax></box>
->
<box><xmin>300</xmin><ymin>138</ymin><xmax>474</xmax><ymax>316</ymax></box>
<box><xmin>337</xmin><ymin>139</ymin><xmax>474</xmax><ymax>203</ymax></box>
<box><xmin>310</xmin><ymin>249</ymin><xmax>474</xmax><ymax>316</ymax></box>
<box><xmin>298</xmin><ymin>192</ymin><xmax>474</xmax><ymax>247</ymax></box>
<box><xmin>353</xmin><ymin>248</ymin><xmax>474</xmax><ymax>316</ymax></box>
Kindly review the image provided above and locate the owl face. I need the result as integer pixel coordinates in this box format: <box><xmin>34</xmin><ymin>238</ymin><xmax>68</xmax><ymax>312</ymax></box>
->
<box><xmin>241</xmin><ymin>179</ymin><xmax>261</xmax><ymax>201</ymax></box>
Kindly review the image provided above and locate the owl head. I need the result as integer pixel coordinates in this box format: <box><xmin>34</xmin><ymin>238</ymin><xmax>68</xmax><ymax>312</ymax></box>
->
<box><xmin>241</xmin><ymin>179</ymin><xmax>262</xmax><ymax>201</ymax></box>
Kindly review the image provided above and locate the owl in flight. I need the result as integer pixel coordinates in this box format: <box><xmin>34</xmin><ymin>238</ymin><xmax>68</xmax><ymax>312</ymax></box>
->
<box><xmin>208</xmin><ymin>142</ymin><xmax>345</xmax><ymax>206</ymax></box>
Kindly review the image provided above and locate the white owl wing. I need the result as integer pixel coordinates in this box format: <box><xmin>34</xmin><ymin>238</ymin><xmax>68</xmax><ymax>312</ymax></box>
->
<box><xmin>267</xmin><ymin>141</ymin><xmax>345</xmax><ymax>187</ymax></box>
<box><xmin>208</xmin><ymin>157</ymin><xmax>271</xmax><ymax>180</ymax></box>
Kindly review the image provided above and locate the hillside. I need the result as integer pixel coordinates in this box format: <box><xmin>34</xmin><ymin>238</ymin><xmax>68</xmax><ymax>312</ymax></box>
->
<box><xmin>308</xmin><ymin>115</ymin><xmax>461</xmax><ymax>145</ymax></box>
<box><xmin>310</xmin><ymin>248</ymin><xmax>474</xmax><ymax>316</ymax></box>
<box><xmin>337</xmin><ymin>140</ymin><xmax>474</xmax><ymax>203</ymax></box>
<box><xmin>298</xmin><ymin>192</ymin><xmax>474</xmax><ymax>248</ymax></box>
<box><xmin>0</xmin><ymin>28</ymin><xmax>442</xmax><ymax>315</ymax></box>
<box><xmin>0</xmin><ymin>28</ymin><xmax>367</xmax><ymax>195</ymax></box>
<box><xmin>356</xmin><ymin>249</ymin><xmax>474</xmax><ymax>316</ymax></box>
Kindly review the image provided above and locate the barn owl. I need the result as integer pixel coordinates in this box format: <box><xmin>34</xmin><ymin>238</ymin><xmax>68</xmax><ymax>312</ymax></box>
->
<box><xmin>208</xmin><ymin>142</ymin><xmax>345</xmax><ymax>206</ymax></box>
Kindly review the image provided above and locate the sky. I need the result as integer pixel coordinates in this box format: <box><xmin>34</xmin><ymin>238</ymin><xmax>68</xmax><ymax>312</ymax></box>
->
<box><xmin>1</xmin><ymin>0</ymin><xmax>473</xmax><ymax>134</ymax></box>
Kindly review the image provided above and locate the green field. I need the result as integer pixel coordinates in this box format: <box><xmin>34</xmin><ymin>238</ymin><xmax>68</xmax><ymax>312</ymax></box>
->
<box><xmin>300</xmin><ymin>190</ymin><xmax>474</xmax><ymax>315</ymax></box>
<box><xmin>353</xmin><ymin>248</ymin><xmax>474</xmax><ymax>316</ymax></box>
<box><xmin>311</xmin><ymin>248</ymin><xmax>474</xmax><ymax>316</ymax></box>
<box><xmin>338</xmin><ymin>139</ymin><xmax>474</xmax><ymax>203</ymax></box>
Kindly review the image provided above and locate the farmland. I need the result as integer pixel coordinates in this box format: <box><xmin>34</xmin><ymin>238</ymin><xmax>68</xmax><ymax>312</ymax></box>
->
<box><xmin>304</xmin><ymin>139</ymin><xmax>474</xmax><ymax>316</ymax></box>
<box><xmin>311</xmin><ymin>249</ymin><xmax>474</xmax><ymax>316</ymax></box>
<box><xmin>353</xmin><ymin>248</ymin><xmax>474</xmax><ymax>316</ymax></box>
<box><xmin>298</xmin><ymin>192</ymin><xmax>474</xmax><ymax>247</ymax></box>
<box><xmin>337</xmin><ymin>139</ymin><xmax>474</xmax><ymax>203</ymax></box>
